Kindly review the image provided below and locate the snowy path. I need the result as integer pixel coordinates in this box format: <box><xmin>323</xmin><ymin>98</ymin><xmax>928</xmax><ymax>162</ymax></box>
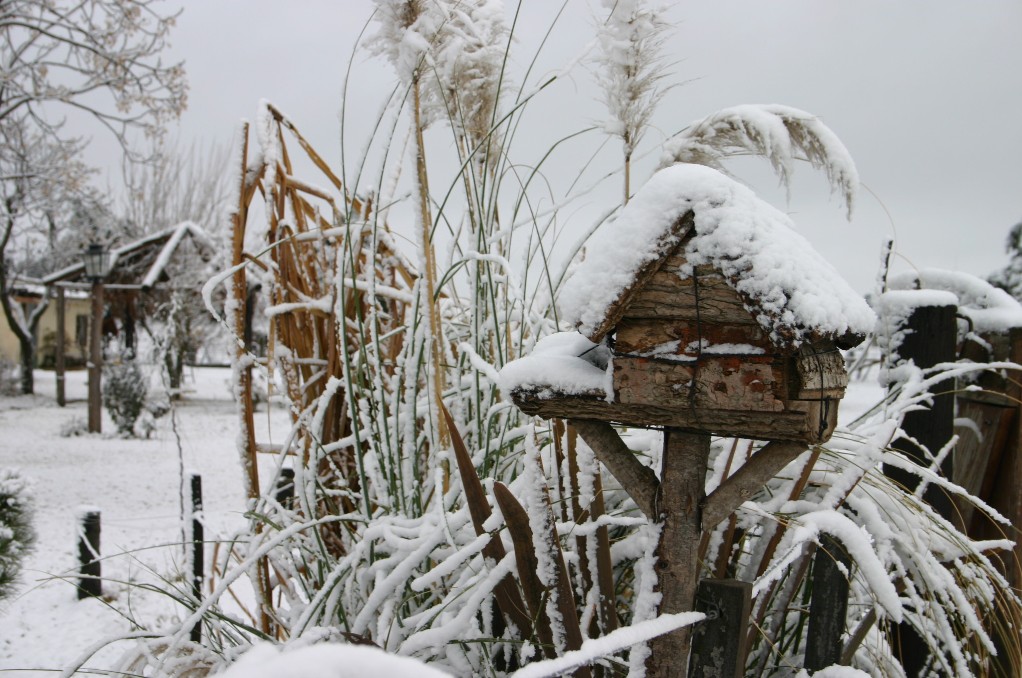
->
<box><xmin>0</xmin><ymin>368</ymin><xmax>288</xmax><ymax>676</ymax></box>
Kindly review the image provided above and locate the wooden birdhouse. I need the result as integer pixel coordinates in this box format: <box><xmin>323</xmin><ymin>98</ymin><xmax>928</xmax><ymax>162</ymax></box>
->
<box><xmin>502</xmin><ymin>164</ymin><xmax>875</xmax><ymax>445</ymax></box>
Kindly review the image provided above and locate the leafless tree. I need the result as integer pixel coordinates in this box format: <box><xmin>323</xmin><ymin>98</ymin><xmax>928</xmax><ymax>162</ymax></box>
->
<box><xmin>0</xmin><ymin>0</ymin><xmax>187</xmax><ymax>393</ymax></box>
<box><xmin>120</xmin><ymin>139</ymin><xmax>231</xmax><ymax>235</ymax></box>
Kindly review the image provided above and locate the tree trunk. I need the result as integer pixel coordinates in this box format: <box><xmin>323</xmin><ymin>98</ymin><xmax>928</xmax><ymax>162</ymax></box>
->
<box><xmin>0</xmin><ymin>254</ymin><xmax>47</xmax><ymax>395</ymax></box>
<box><xmin>0</xmin><ymin>284</ymin><xmax>40</xmax><ymax>395</ymax></box>
<box><xmin>18</xmin><ymin>332</ymin><xmax>34</xmax><ymax>394</ymax></box>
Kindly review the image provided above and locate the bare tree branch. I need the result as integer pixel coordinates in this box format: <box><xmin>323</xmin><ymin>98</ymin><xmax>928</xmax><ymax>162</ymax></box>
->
<box><xmin>0</xmin><ymin>0</ymin><xmax>187</xmax><ymax>393</ymax></box>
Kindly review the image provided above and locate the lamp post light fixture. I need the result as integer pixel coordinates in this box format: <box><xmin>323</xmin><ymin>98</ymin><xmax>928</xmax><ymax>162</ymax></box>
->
<box><xmin>84</xmin><ymin>243</ymin><xmax>110</xmax><ymax>433</ymax></box>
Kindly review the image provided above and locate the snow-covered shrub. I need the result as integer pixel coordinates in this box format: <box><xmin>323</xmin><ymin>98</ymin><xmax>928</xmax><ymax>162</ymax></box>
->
<box><xmin>0</xmin><ymin>470</ymin><xmax>35</xmax><ymax>601</ymax></box>
<box><xmin>0</xmin><ymin>356</ymin><xmax>17</xmax><ymax>396</ymax></box>
<box><xmin>59</xmin><ymin>416</ymin><xmax>88</xmax><ymax>438</ymax></box>
<box><xmin>136</xmin><ymin>392</ymin><xmax>171</xmax><ymax>439</ymax></box>
<box><xmin>103</xmin><ymin>359</ymin><xmax>149</xmax><ymax>436</ymax></box>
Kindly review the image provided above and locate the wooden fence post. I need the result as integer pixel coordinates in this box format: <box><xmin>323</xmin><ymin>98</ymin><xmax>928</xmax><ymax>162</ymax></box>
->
<box><xmin>55</xmin><ymin>286</ymin><xmax>66</xmax><ymax>407</ymax></box>
<box><xmin>189</xmin><ymin>473</ymin><xmax>204</xmax><ymax>643</ymax></box>
<box><xmin>884</xmin><ymin>300</ymin><xmax>957</xmax><ymax>518</ymax></box>
<box><xmin>882</xmin><ymin>298</ymin><xmax>957</xmax><ymax>677</ymax></box>
<box><xmin>77</xmin><ymin>508</ymin><xmax>102</xmax><ymax>599</ymax></box>
<box><xmin>804</xmin><ymin>536</ymin><xmax>852</xmax><ymax>672</ymax></box>
<box><xmin>275</xmin><ymin>468</ymin><xmax>295</xmax><ymax>510</ymax></box>
<box><xmin>689</xmin><ymin>579</ymin><xmax>752</xmax><ymax>678</ymax></box>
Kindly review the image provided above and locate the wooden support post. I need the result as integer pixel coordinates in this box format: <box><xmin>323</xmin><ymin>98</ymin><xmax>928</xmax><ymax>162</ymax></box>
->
<box><xmin>647</xmin><ymin>429</ymin><xmax>709</xmax><ymax>678</ymax></box>
<box><xmin>189</xmin><ymin>473</ymin><xmax>204</xmax><ymax>643</ymax></box>
<box><xmin>571</xmin><ymin>419</ymin><xmax>659</xmax><ymax>518</ymax></box>
<box><xmin>77</xmin><ymin>509</ymin><xmax>102</xmax><ymax>599</ymax></box>
<box><xmin>689</xmin><ymin>579</ymin><xmax>752</xmax><ymax>678</ymax></box>
<box><xmin>701</xmin><ymin>440</ymin><xmax>806</xmax><ymax>531</ymax></box>
<box><xmin>883</xmin><ymin>300</ymin><xmax>956</xmax><ymax>677</ymax></box>
<box><xmin>805</xmin><ymin>536</ymin><xmax>851</xmax><ymax>672</ymax></box>
<box><xmin>55</xmin><ymin>286</ymin><xmax>66</xmax><ymax>407</ymax></box>
<box><xmin>87</xmin><ymin>280</ymin><xmax>104</xmax><ymax>433</ymax></box>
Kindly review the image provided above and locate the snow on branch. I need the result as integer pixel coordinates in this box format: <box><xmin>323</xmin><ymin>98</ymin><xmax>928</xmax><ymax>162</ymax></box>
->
<box><xmin>660</xmin><ymin>104</ymin><xmax>859</xmax><ymax>218</ymax></box>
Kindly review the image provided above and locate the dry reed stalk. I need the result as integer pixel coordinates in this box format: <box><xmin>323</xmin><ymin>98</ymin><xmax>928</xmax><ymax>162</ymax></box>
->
<box><xmin>493</xmin><ymin>479</ymin><xmax>590</xmax><ymax>676</ymax></box>
<box><xmin>229</xmin><ymin>122</ymin><xmax>273</xmax><ymax>636</ymax></box>
<box><xmin>443</xmin><ymin>404</ymin><xmax>532</xmax><ymax>634</ymax></box>
<box><xmin>698</xmin><ymin>438</ymin><xmax>742</xmax><ymax>567</ymax></box>
<box><xmin>493</xmin><ymin>481</ymin><xmax>558</xmax><ymax>659</ymax></box>
<box><xmin>743</xmin><ymin>447</ymin><xmax>821</xmax><ymax>655</ymax></box>
<box><xmin>229</xmin><ymin>106</ymin><xmax>420</xmax><ymax>565</ymax></box>
<box><xmin>562</xmin><ymin>421</ymin><xmax>619</xmax><ymax>634</ymax></box>
<box><xmin>412</xmin><ymin>79</ymin><xmax>450</xmax><ymax>455</ymax></box>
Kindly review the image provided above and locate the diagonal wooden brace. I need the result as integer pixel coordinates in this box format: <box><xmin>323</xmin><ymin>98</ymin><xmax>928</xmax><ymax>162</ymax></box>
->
<box><xmin>701</xmin><ymin>440</ymin><xmax>807</xmax><ymax>531</ymax></box>
<box><xmin>571</xmin><ymin>419</ymin><xmax>660</xmax><ymax>519</ymax></box>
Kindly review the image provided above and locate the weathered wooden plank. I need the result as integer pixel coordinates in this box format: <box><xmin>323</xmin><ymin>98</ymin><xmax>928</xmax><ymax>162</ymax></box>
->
<box><xmin>785</xmin><ymin>397</ymin><xmax>840</xmax><ymax>443</ymax></box>
<box><xmin>884</xmin><ymin>302</ymin><xmax>957</xmax><ymax>678</ymax></box>
<box><xmin>955</xmin><ymin>398</ymin><xmax>1013</xmax><ymax>531</ymax></box>
<box><xmin>983</xmin><ymin>328</ymin><xmax>1022</xmax><ymax>590</ymax></box>
<box><xmin>792</xmin><ymin>344</ymin><xmax>848</xmax><ymax>399</ymax></box>
<box><xmin>689</xmin><ymin>579</ymin><xmax>753</xmax><ymax>678</ymax></box>
<box><xmin>614</xmin><ymin>317</ymin><xmax>773</xmax><ymax>357</ymax></box>
<box><xmin>510</xmin><ymin>389</ymin><xmax>833</xmax><ymax>443</ymax></box>
<box><xmin>626</xmin><ymin>264</ymin><xmax>752</xmax><ymax>324</ymax></box>
<box><xmin>613</xmin><ymin>355</ymin><xmax>787</xmax><ymax>413</ymax></box>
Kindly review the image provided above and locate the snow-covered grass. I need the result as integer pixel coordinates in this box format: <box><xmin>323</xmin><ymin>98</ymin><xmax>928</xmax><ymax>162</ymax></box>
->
<box><xmin>0</xmin><ymin>367</ymin><xmax>288</xmax><ymax>675</ymax></box>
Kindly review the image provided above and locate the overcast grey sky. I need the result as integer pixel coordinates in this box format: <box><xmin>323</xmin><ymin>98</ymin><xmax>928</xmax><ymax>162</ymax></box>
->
<box><xmin>78</xmin><ymin>1</ymin><xmax>1022</xmax><ymax>295</ymax></box>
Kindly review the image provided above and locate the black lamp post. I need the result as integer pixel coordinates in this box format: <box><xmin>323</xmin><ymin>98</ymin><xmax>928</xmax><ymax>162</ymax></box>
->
<box><xmin>83</xmin><ymin>243</ymin><xmax>110</xmax><ymax>433</ymax></box>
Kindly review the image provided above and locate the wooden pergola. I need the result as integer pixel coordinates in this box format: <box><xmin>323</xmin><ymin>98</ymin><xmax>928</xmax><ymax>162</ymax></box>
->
<box><xmin>41</xmin><ymin>222</ymin><xmax>216</xmax><ymax>408</ymax></box>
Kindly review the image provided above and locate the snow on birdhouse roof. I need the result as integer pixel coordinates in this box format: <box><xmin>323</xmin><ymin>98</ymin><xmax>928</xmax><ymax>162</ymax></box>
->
<box><xmin>559</xmin><ymin>164</ymin><xmax>875</xmax><ymax>349</ymax></box>
<box><xmin>887</xmin><ymin>268</ymin><xmax>1022</xmax><ymax>333</ymax></box>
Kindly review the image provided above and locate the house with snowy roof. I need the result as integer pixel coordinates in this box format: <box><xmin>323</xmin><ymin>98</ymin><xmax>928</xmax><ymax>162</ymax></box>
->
<box><xmin>1</xmin><ymin>222</ymin><xmax>218</xmax><ymax>372</ymax></box>
<box><xmin>501</xmin><ymin>164</ymin><xmax>875</xmax><ymax>444</ymax></box>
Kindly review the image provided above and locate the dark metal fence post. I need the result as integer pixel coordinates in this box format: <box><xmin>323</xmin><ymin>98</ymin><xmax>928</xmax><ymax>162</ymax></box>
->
<box><xmin>77</xmin><ymin>509</ymin><xmax>102</xmax><ymax>599</ymax></box>
<box><xmin>189</xmin><ymin>473</ymin><xmax>204</xmax><ymax>643</ymax></box>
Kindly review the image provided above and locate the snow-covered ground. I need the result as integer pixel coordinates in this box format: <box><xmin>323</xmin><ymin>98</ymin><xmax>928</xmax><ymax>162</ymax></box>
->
<box><xmin>0</xmin><ymin>367</ymin><xmax>288</xmax><ymax>676</ymax></box>
<box><xmin>0</xmin><ymin>366</ymin><xmax>884</xmax><ymax>676</ymax></box>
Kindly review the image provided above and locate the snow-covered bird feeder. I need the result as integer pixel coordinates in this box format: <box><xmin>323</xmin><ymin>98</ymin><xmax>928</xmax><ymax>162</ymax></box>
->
<box><xmin>502</xmin><ymin>164</ymin><xmax>876</xmax><ymax>445</ymax></box>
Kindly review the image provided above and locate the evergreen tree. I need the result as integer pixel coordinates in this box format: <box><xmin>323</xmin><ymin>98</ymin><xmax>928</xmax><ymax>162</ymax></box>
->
<box><xmin>990</xmin><ymin>219</ymin><xmax>1022</xmax><ymax>299</ymax></box>
<box><xmin>0</xmin><ymin>470</ymin><xmax>34</xmax><ymax>601</ymax></box>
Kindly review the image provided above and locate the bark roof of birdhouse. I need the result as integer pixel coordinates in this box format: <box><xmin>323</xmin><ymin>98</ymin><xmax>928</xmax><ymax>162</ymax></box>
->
<box><xmin>559</xmin><ymin>164</ymin><xmax>875</xmax><ymax>350</ymax></box>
